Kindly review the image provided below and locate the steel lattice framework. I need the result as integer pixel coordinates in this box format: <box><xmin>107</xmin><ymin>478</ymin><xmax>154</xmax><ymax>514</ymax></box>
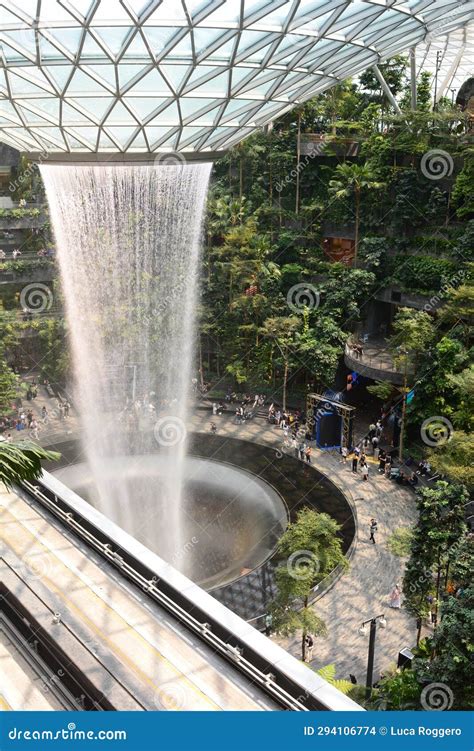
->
<box><xmin>0</xmin><ymin>0</ymin><xmax>473</xmax><ymax>155</ymax></box>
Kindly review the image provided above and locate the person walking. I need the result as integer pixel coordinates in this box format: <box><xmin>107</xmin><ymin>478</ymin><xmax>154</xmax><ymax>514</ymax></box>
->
<box><xmin>305</xmin><ymin>445</ymin><xmax>312</xmax><ymax>464</ymax></box>
<box><xmin>351</xmin><ymin>454</ymin><xmax>358</xmax><ymax>473</ymax></box>
<box><xmin>369</xmin><ymin>518</ymin><xmax>378</xmax><ymax>544</ymax></box>
<box><xmin>361</xmin><ymin>461</ymin><xmax>369</xmax><ymax>481</ymax></box>
<box><xmin>389</xmin><ymin>583</ymin><xmax>401</xmax><ymax>609</ymax></box>
<box><xmin>298</xmin><ymin>441</ymin><xmax>305</xmax><ymax>461</ymax></box>
<box><xmin>340</xmin><ymin>445</ymin><xmax>348</xmax><ymax>463</ymax></box>
<box><xmin>304</xmin><ymin>633</ymin><xmax>314</xmax><ymax>662</ymax></box>
<box><xmin>384</xmin><ymin>455</ymin><xmax>392</xmax><ymax>478</ymax></box>
<box><xmin>378</xmin><ymin>449</ymin><xmax>386</xmax><ymax>473</ymax></box>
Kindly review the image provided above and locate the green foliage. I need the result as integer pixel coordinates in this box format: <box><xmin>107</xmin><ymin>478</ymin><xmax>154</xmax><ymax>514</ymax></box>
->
<box><xmin>0</xmin><ymin>441</ymin><xmax>60</xmax><ymax>489</ymax></box>
<box><xmin>452</xmin><ymin>156</ymin><xmax>474</xmax><ymax>219</ymax></box>
<box><xmin>367</xmin><ymin>381</ymin><xmax>394</xmax><ymax>401</ymax></box>
<box><xmin>270</xmin><ymin>508</ymin><xmax>347</xmax><ymax>659</ymax></box>
<box><xmin>315</xmin><ymin>664</ymin><xmax>354</xmax><ymax>695</ymax></box>
<box><xmin>0</xmin><ymin>343</ymin><xmax>18</xmax><ymax>415</ymax></box>
<box><xmin>386</xmin><ymin>527</ymin><xmax>414</xmax><ymax>557</ymax></box>
<box><xmin>428</xmin><ymin>431</ymin><xmax>474</xmax><ymax>490</ymax></box>
<box><xmin>389</xmin><ymin>255</ymin><xmax>458</xmax><ymax>293</ymax></box>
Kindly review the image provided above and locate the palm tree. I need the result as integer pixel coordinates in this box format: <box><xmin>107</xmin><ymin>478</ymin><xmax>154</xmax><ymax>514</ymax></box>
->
<box><xmin>0</xmin><ymin>440</ymin><xmax>60</xmax><ymax>490</ymax></box>
<box><xmin>328</xmin><ymin>162</ymin><xmax>384</xmax><ymax>266</ymax></box>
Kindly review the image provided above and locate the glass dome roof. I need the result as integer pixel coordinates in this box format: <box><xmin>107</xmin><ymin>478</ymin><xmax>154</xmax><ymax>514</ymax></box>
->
<box><xmin>0</xmin><ymin>0</ymin><xmax>472</xmax><ymax>154</ymax></box>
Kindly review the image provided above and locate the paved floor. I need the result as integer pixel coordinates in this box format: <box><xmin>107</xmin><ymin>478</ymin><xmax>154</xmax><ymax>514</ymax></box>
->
<box><xmin>188</xmin><ymin>411</ymin><xmax>418</xmax><ymax>684</ymax></box>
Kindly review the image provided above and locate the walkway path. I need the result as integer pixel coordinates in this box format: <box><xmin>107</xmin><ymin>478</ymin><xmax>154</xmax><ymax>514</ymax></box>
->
<box><xmin>189</xmin><ymin>411</ymin><xmax>418</xmax><ymax>684</ymax></box>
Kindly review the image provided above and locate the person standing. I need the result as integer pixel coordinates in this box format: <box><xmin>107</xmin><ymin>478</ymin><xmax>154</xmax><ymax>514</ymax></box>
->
<box><xmin>305</xmin><ymin>445</ymin><xmax>312</xmax><ymax>464</ymax></box>
<box><xmin>304</xmin><ymin>633</ymin><xmax>314</xmax><ymax>662</ymax></box>
<box><xmin>361</xmin><ymin>461</ymin><xmax>369</xmax><ymax>481</ymax></box>
<box><xmin>369</xmin><ymin>518</ymin><xmax>378</xmax><ymax>544</ymax></box>
<box><xmin>384</xmin><ymin>455</ymin><xmax>392</xmax><ymax>478</ymax></box>
<box><xmin>341</xmin><ymin>445</ymin><xmax>348</xmax><ymax>463</ymax></box>
<box><xmin>390</xmin><ymin>583</ymin><xmax>401</xmax><ymax>608</ymax></box>
<box><xmin>265</xmin><ymin>613</ymin><xmax>273</xmax><ymax>636</ymax></box>
<box><xmin>378</xmin><ymin>449</ymin><xmax>386</xmax><ymax>473</ymax></box>
<box><xmin>352</xmin><ymin>454</ymin><xmax>358</xmax><ymax>473</ymax></box>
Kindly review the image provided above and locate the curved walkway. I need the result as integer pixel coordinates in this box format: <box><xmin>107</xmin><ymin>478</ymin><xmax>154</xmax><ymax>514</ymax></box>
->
<box><xmin>189</xmin><ymin>411</ymin><xmax>418</xmax><ymax>684</ymax></box>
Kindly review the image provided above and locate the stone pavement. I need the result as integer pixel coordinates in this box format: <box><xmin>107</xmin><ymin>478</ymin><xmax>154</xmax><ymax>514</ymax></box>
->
<box><xmin>189</xmin><ymin>410</ymin><xmax>418</xmax><ymax>685</ymax></box>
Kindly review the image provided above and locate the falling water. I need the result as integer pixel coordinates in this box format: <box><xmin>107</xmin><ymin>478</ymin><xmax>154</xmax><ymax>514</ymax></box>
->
<box><xmin>40</xmin><ymin>163</ymin><xmax>212</xmax><ymax>565</ymax></box>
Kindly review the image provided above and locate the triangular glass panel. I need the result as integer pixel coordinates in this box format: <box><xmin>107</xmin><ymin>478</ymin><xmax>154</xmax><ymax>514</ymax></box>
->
<box><xmin>142</xmin><ymin>27</ymin><xmax>181</xmax><ymax>55</ymax></box>
<box><xmin>104</xmin><ymin>100</ymin><xmax>138</xmax><ymax>124</ymax></box>
<box><xmin>91</xmin><ymin>0</ymin><xmax>132</xmax><ymax>21</ymax></box>
<box><xmin>118</xmin><ymin>64</ymin><xmax>150</xmax><ymax>89</ymax></box>
<box><xmin>70</xmin><ymin>97</ymin><xmax>115</xmax><ymax>121</ymax></box>
<box><xmin>123</xmin><ymin>96</ymin><xmax>167</xmax><ymax>119</ymax></box>
<box><xmin>127</xmin><ymin>129</ymin><xmax>148</xmax><ymax>148</ymax></box>
<box><xmin>62</xmin><ymin>101</ymin><xmax>92</xmax><ymax>125</ymax></box>
<box><xmin>43</xmin><ymin>65</ymin><xmax>74</xmax><ymax>91</ymax></box>
<box><xmin>121</xmin><ymin>31</ymin><xmax>152</xmax><ymax>59</ymax></box>
<box><xmin>186</xmin><ymin>69</ymin><xmax>229</xmax><ymax>95</ymax></box>
<box><xmin>179</xmin><ymin>98</ymin><xmax>217</xmax><ymax>119</ymax></box>
<box><xmin>143</xmin><ymin>126</ymin><xmax>171</xmax><ymax>144</ymax></box>
<box><xmin>97</xmin><ymin>130</ymin><xmax>118</xmax><ymax>150</ymax></box>
<box><xmin>49</xmin><ymin>28</ymin><xmax>83</xmax><ymax>56</ymax></box>
<box><xmin>106</xmin><ymin>126</ymin><xmax>140</xmax><ymax>146</ymax></box>
<box><xmin>159</xmin><ymin>65</ymin><xmax>190</xmax><ymax>93</ymax></box>
<box><xmin>66</xmin><ymin>68</ymin><xmax>110</xmax><ymax>94</ymax></box>
<box><xmin>127</xmin><ymin>68</ymin><xmax>171</xmax><ymax>94</ymax></box>
<box><xmin>8</xmin><ymin>71</ymin><xmax>51</xmax><ymax>95</ymax></box>
<box><xmin>0</xmin><ymin>43</ymin><xmax>31</xmax><ymax>64</ymax></box>
<box><xmin>167</xmin><ymin>34</ymin><xmax>193</xmax><ymax>59</ymax></box>
<box><xmin>84</xmin><ymin>65</ymin><xmax>117</xmax><ymax>89</ymax></box>
<box><xmin>148</xmin><ymin>101</ymin><xmax>180</xmax><ymax>125</ymax></box>
<box><xmin>17</xmin><ymin>105</ymin><xmax>54</xmax><ymax>125</ymax></box>
<box><xmin>94</xmin><ymin>27</ymin><xmax>134</xmax><ymax>56</ymax></box>
<box><xmin>80</xmin><ymin>34</ymin><xmax>110</xmax><ymax>58</ymax></box>
<box><xmin>144</xmin><ymin>1</ymin><xmax>187</xmax><ymax>23</ymax></box>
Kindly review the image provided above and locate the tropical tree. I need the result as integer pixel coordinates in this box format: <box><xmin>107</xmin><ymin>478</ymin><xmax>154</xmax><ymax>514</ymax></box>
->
<box><xmin>0</xmin><ymin>441</ymin><xmax>60</xmax><ymax>489</ymax></box>
<box><xmin>270</xmin><ymin>508</ymin><xmax>348</xmax><ymax>661</ymax></box>
<box><xmin>260</xmin><ymin>315</ymin><xmax>300</xmax><ymax>411</ymax></box>
<box><xmin>388</xmin><ymin>308</ymin><xmax>435</xmax><ymax>460</ymax></box>
<box><xmin>328</xmin><ymin>162</ymin><xmax>384</xmax><ymax>265</ymax></box>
